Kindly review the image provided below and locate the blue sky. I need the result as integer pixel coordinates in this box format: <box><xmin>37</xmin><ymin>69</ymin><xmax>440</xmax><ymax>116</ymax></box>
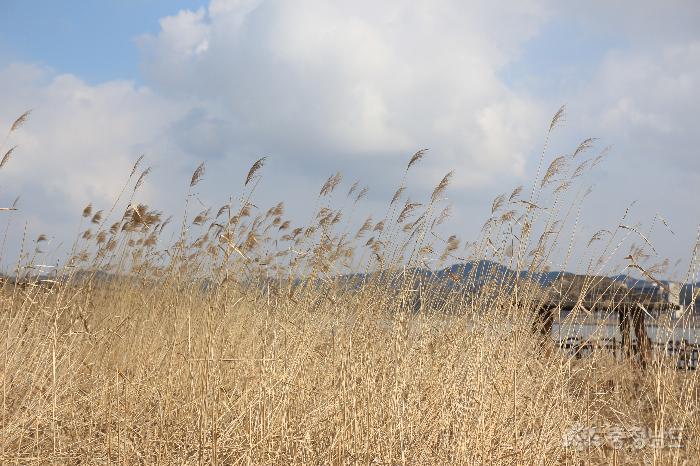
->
<box><xmin>0</xmin><ymin>1</ymin><xmax>205</xmax><ymax>83</ymax></box>
<box><xmin>0</xmin><ymin>1</ymin><xmax>699</xmax><ymax>280</ymax></box>
<box><xmin>502</xmin><ymin>18</ymin><xmax>624</xmax><ymax>95</ymax></box>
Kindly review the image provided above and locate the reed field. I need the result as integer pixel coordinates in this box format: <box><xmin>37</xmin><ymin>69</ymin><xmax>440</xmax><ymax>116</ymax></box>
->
<box><xmin>1</xmin><ymin>108</ymin><xmax>699</xmax><ymax>464</ymax></box>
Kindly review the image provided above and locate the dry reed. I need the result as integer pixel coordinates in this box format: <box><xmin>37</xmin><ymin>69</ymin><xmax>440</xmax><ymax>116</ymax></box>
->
<box><xmin>0</xmin><ymin>111</ymin><xmax>698</xmax><ymax>465</ymax></box>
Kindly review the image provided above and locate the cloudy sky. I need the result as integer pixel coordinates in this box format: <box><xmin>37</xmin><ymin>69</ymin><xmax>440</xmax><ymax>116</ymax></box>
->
<box><xmin>0</xmin><ymin>0</ymin><xmax>699</xmax><ymax>278</ymax></box>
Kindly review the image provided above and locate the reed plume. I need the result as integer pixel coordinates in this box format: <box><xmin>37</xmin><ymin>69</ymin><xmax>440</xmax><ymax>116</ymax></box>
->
<box><xmin>245</xmin><ymin>157</ymin><xmax>267</xmax><ymax>186</ymax></box>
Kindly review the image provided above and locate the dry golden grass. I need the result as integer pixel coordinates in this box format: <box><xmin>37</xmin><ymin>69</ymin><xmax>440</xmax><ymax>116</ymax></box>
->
<box><xmin>0</xmin><ymin>109</ymin><xmax>699</xmax><ymax>464</ymax></box>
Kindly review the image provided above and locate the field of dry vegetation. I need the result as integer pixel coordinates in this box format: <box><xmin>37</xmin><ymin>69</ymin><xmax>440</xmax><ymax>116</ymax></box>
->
<box><xmin>1</xmin><ymin>108</ymin><xmax>699</xmax><ymax>464</ymax></box>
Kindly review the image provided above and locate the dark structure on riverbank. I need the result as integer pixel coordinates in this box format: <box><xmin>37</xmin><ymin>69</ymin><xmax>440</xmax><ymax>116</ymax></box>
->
<box><xmin>533</xmin><ymin>273</ymin><xmax>688</xmax><ymax>368</ymax></box>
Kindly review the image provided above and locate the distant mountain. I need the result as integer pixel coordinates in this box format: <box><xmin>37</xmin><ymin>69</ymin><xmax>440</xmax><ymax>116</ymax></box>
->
<box><xmin>336</xmin><ymin>260</ymin><xmax>700</xmax><ymax>310</ymax></box>
<box><xmin>434</xmin><ymin>260</ymin><xmax>517</xmax><ymax>289</ymax></box>
<box><xmin>4</xmin><ymin>261</ymin><xmax>699</xmax><ymax>309</ymax></box>
<box><xmin>521</xmin><ymin>270</ymin><xmax>575</xmax><ymax>287</ymax></box>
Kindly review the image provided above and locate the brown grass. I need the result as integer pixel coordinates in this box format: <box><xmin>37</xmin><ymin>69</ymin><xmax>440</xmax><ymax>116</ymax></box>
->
<box><xmin>0</xmin><ymin>110</ymin><xmax>699</xmax><ymax>464</ymax></box>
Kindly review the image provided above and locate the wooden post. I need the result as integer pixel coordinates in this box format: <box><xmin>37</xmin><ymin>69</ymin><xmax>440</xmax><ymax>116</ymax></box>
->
<box><xmin>619</xmin><ymin>305</ymin><xmax>632</xmax><ymax>360</ymax></box>
<box><xmin>533</xmin><ymin>304</ymin><xmax>555</xmax><ymax>339</ymax></box>
<box><xmin>631</xmin><ymin>305</ymin><xmax>651</xmax><ymax>368</ymax></box>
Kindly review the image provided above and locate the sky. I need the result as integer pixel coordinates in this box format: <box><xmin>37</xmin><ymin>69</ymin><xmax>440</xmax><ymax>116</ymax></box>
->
<box><xmin>0</xmin><ymin>0</ymin><xmax>699</xmax><ymax>280</ymax></box>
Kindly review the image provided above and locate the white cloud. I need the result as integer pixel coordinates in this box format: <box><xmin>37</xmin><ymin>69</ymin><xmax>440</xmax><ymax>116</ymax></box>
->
<box><xmin>538</xmin><ymin>39</ymin><xmax>700</xmax><ymax>270</ymax></box>
<box><xmin>137</xmin><ymin>0</ymin><xmax>551</xmax><ymax>188</ymax></box>
<box><xmin>573</xmin><ymin>41</ymin><xmax>700</xmax><ymax>173</ymax></box>
<box><xmin>0</xmin><ymin>63</ymin><xmax>189</xmax><ymax>250</ymax></box>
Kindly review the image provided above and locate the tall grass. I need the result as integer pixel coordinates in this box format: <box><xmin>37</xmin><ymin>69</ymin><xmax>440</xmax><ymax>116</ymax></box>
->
<box><xmin>0</xmin><ymin>109</ymin><xmax>698</xmax><ymax>464</ymax></box>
